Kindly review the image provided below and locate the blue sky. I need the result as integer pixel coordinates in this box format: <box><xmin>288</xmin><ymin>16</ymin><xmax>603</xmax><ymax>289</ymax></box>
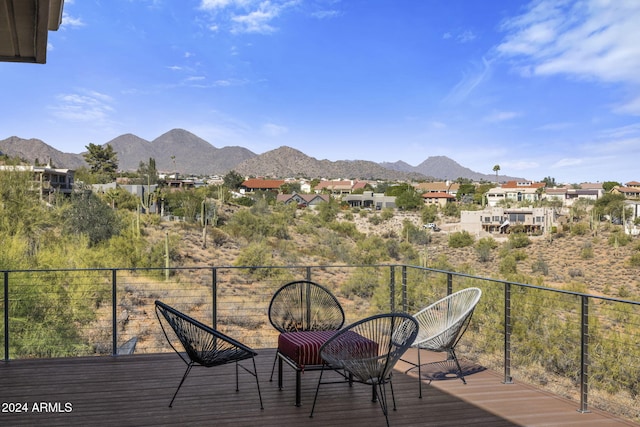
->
<box><xmin>1</xmin><ymin>0</ymin><xmax>639</xmax><ymax>184</ymax></box>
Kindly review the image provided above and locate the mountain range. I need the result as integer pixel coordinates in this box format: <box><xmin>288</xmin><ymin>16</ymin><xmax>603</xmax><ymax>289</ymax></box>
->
<box><xmin>0</xmin><ymin>129</ymin><xmax>521</xmax><ymax>182</ymax></box>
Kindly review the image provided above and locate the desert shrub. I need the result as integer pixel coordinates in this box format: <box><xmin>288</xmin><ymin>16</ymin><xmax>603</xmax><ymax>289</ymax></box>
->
<box><xmin>531</xmin><ymin>256</ymin><xmax>549</xmax><ymax>275</ymax></box>
<box><xmin>475</xmin><ymin>237</ymin><xmax>498</xmax><ymax>263</ymax></box>
<box><xmin>571</xmin><ymin>222</ymin><xmax>590</xmax><ymax>236</ymax></box>
<box><xmin>351</xmin><ymin>235</ymin><xmax>390</xmax><ymax>265</ymax></box>
<box><xmin>381</xmin><ymin>208</ymin><xmax>394</xmax><ymax>221</ymax></box>
<box><xmin>420</xmin><ymin>204</ymin><xmax>438</xmax><ymax>224</ymax></box>
<box><xmin>448</xmin><ymin>230</ymin><xmax>475</xmax><ymax>248</ymax></box>
<box><xmin>369</xmin><ymin>214</ymin><xmax>382</xmax><ymax>225</ymax></box>
<box><xmin>568</xmin><ymin>268</ymin><xmax>583</xmax><ymax>278</ymax></box>
<box><xmin>608</xmin><ymin>230</ymin><xmax>632</xmax><ymax>247</ymax></box>
<box><xmin>618</xmin><ymin>285</ymin><xmax>631</xmax><ymax>298</ymax></box>
<box><xmin>508</xmin><ymin>232</ymin><xmax>531</xmax><ymax>248</ymax></box>
<box><xmin>629</xmin><ymin>252</ymin><xmax>640</xmax><ymax>267</ymax></box>
<box><xmin>513</xmin><ymin>250</ymin><xmax>528</xmax><ymax>261</ymax></box>
<box><xmin>476</xmin><ymin>244</ymin><xmax>492</xmax><ymax>263</ymax></box>
<box><xmin>499</xmin><ymin>255</ymin><xmax>517</xmax><ymax>275</ymax></box>
<box><xmin>342</xmin><ymin>211</ymin><xmax>354</xmax><ymax>221</ymax></box>
<box><xmin>402</xmin><ymin>220</ymin><xmax>431</xmax><ymax>245</ymax></box>
<box><xmin>234</xmin><ymin>241</ymin><xmax>277</xmax><ymax>279</ymax></box>
<box><xmin>328</xmin><ymin>220</ymin><xmax>361</xmax><ymax>238</ymax></box>
<box><xmin>580</xmin><ymin>243</ymin><xmax>594</xmax><ymax>259</ymax></box>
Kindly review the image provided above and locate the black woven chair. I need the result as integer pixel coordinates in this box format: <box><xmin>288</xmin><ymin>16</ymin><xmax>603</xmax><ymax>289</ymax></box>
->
<box><xmin>155</xmin><ymin>300</ymin><xmax>263</xmax><ymax>409</ymax></box>
<box><xmin>268</xmin><ymin>280</ymin><xmax>345</xmax><ymax>405</ymax></box>
<box><xmin>310</xmin><ymin>313</ymin><xmax>418</xmax><ymax>427</ymax></box>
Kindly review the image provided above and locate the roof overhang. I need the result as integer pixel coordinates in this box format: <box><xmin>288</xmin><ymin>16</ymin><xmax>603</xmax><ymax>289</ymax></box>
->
<box><xmin>0</xmin><ymin>0</ymin><xmax>65</xmax><ymax>64</ymax></box>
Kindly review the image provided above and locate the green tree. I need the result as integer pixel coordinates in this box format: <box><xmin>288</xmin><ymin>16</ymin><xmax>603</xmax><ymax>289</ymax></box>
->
<box><xmin>420</xmin><ymin>204</ymin><xmax>438</xmax><ymax>224</ymax></box>
<box><xmin>395</xmin><ymin>189</ymin><xmax>423</xmax><ymax>210</ymax></box>
<box><xmin>594</xmin><ymin>193</ymin><xmax>627</xmax><ymax>222</ymax></box>
<box><xmin>223</xmin><ymin>170</ymin><xmax>245</xmax><ymax>190</ymax></box>
<box><xmin>137</xmin><ymin>157</ymin><xmax>158</xmax><ymax>185</ymax></box>
<box><xmin>82</xmin><ymin>143</ymin><xmax>118</xmax><ymax>182</ymax></box>
<box><xmin>63</xmin><ymin>192</ymin><xmax>122</xmax><ymax>246</ymax></box>
<box><xmin>493</xmin><ymin>164</ymin><xmax>500</xmax><ymax>183</ymax></box>
<box><xmin>542</xmin><ymin>176</ymin><xmax>557</xmax><ymax>187</ymax></box>
<box><xmin>602</xmin><ymin>181</ymin><xmax>621</xmax><ymax>192</ymax></box>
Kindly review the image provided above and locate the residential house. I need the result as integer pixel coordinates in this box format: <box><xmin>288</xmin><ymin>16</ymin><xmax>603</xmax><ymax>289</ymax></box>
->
<box><xmin>544</xmin><ymin>185</ymin><xmax>601</xmax><ymax>207</ymax></box>
<box><xmin>342</xmin><ymin>192</ymin><xmax>396</xmax><ymax>210</ymax></box>
<box><xmin>314</xmin><ymin>180</ymin><xmax>361</xmax><ymax>195</ymax></box>
<box><xmin>414</xmin><ymin>181</ymin><xmax>460</xmax><ymax>197</ymax></box>
<box><xmin>0</xmin><ymin>164</ymin><xmax>74</xmax><ymax>200</ymax></box>
<box><xmin>276</xmin><ymin>193</ymin><xmax>330</xmax><ymax>208</ymax></box>
<box><xmin>612</xmin><ymin>186</ymin><xmax>640</xmax><ymax>199</ymax></box>
<box><xmin>461</xmin><ymin>206</ymin><xmax>557</xmax><ymax>235</ymax></box>
<box><xmin>421</xmin><ymin>191</ymin><xmax>456</xmax><ymax>208</ymax></box>
<box><xmin>240</xmin><ymin>178</ymin><xmax>285</xmax><ymax>193</ymax></box>
<box><xmin>486</xmin><ymin>181</ymin><xmax>545</xmax><ymax>207</ymax></box>
<box><xmin>166</xmin><ymin>179</ymin><xmax>197</xmax><ymax>191</ymax></box>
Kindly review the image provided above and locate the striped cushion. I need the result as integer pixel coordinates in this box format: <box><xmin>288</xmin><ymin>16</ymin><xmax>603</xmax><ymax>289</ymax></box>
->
<box><xmin>278</xmin><ymin>330</ymin><xmax>337</xmax><ymax>368</ymax></box>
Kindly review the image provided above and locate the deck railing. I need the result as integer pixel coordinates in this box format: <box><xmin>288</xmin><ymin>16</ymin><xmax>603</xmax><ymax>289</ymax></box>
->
<box><xmin>1</xmin><ymin>264</ymin><xmax>639</xmax><ymax>422</ymax></box>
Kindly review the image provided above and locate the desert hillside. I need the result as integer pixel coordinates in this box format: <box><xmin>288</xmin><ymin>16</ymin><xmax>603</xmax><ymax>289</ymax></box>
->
<box><xmin>152</xmin><ymin>208</ymin><xmax>639</xmax><ymax>300</ymax></box>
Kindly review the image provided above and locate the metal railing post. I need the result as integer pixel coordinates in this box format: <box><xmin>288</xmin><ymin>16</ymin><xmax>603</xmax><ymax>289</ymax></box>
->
<box><xmin>401</xmin><ymin>265</ymin><xmax>407</xmax><ymax>313</ymax></box>
<box><xmin>389</xmin><ymin>265</ymin><xmax>395</xmax><ymax>312</ymax></box>
<box><xmin>212</xmin><ymin>268</ymin><xmax>218</xmax><ymax>330</ymax></box>
<box><xmin>112</xmin><ymin>269</ymin><xmax>117</xmax><ymax>356</ymax></box>
<box><xmin>503</xmin><ymin>282</ymin><xmax>513</xmax><ymax>384</ymax></box>
<box><xmin>3</xmin><ymin>271</ymin><xmax>8</xmax><ymax>361</ymax></box>
<box><xmin>578</xmin><ymin>295</ymin><xmax>590</xmax><ymax>413</ymax></box>
<box><xmin>305</xmin><ymin>266</ymin><xmax>311</xmax><ymax>281</ymax></box>
<box><xmin>447</xmin><ymin>272</ymin><xmax>453</xmax><ymax>295</ymax></box>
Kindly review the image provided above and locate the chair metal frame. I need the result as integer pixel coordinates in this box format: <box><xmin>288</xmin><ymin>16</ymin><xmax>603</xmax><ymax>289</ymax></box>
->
<box><xmin>404</xmin><ymin>287</ymin><xmax>482</xmax><ymax>398</ymax></box>
<box><xmin>155</xmin><ymin>300</ymin><xmax>263</xmax><ymax>409</ymax></box>
<box><xmin>310</xmin><ymin>313</ymin><xmax>419</xmax><ymax>427</ymax></box>
<box><xmin>268</xmin><ymin>280</ymin><xmax>345</xmax><ymax>406</ymax></box>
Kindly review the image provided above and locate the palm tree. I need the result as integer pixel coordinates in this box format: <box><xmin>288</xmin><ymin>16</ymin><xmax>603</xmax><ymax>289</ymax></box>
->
<box><xmin>493</xmin><ymin>164</ymin><xmax>500</xmax><ymax>184</ymax></box>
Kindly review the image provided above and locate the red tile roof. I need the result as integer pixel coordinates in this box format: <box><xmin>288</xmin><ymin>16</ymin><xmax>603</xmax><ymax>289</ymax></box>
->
<box><xmin>241</xmin><ymin>179</ymin><xmax>285</xmax><ymax>189</ymax></box>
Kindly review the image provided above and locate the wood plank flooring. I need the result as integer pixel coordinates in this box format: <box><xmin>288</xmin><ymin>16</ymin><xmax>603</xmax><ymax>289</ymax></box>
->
<box><xmin>0</xmin><ymin>349</ymin><xmax>636</xmax><ymax>427</ymax></box>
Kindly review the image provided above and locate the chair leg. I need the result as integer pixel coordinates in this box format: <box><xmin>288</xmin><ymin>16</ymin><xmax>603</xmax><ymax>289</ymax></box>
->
<box><xmin>376</xmin><ymin>382</ymin><xmax>391</xmax><ymax>427</ymax></box>
<box><xmin>251</xmin><ymin>356</ymin><xmax>264</xmax><ymax>410</ymax></box>
<box><xmin>169</xmin><ymin>363</ymin><xmax>193</xmax><ymax>407</ymax></box>
<box><xmin>269</xmin><ymin>351</ymin><xmax>278</xmax><ymax>382</ymax></box>
<box><xmin>389</xmin><ymin>378</ymin><xmax>397</xmax><ymax>411</ymax></box>
<box><xmin>450</xmin><ymin>348</ymin><xmax>467</xmax><ymax>384</ymax></box>
<box><xmin>295</xmin><ymin>369</ymin><xmax>301</xmax><ymax>407</ymax></box>
<box><xmin>309</xmin><ymin>365</ymin><xmax>326</xmax><ymax>418</ymax></box>
<box><xmin>235</xmin><ymin>361</ymin><xmax>240</xmax><ymax>392</ymax></box>
<box><xmin>417</xmin><ymin>347</ymin><xmax>423</xmax><ymax>398</ymax></box>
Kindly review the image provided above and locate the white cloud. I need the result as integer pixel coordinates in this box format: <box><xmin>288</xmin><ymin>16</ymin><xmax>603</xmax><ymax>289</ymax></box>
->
<box><xmin>613</xmin><ymin>95</ymin><xmax>640</xmax><ymax>116</ymax></box>
<box><xmin>311</xmin><ymin>10</ymin><xmax>340</xmax><ymax>19</ymax></box>
<box><xmin>262</xmin><ymin>123</ymin><xmax>288</xmax><ymax>136</ymax></box>
<box><xmin>552</xmin><ymin>158</ymin><xmax>583</xmax><ymax>168</ymax></box>
<box><xmin>598</xmin><ymin>123</ymin><xmax>640</xmax><ymax>139</ymax></box>
<box><xmin>62</xmin><ymin>13</ymin><xmax>85</xmax><ymax>28</ymax></box>
<box><xmin>484</xmin><ymin>111</ymin><xmax>521</xmax><ymax>122</ymax></box>
<box><xmin>429</xmin><ymin>121</ymin><xmax>447</xmax><ymax>129</ymax></box>
<box><xmin>50</xmin><ymin>90</ymin><xmax>115</xmax><ymax>122</ymax></box>
<box><xmin>497</xmin><ymin>0</ymin><xmax>640</xmax><ymax>85</ymax></box>
<box><xmin>444</xmin><ymin>57</ymin><xmax>492</xmax><ymax>104</ymax></box>
<box><xmin>504</xmin><ymin>160</ymin><xmax>539</xmax><ymax>170</ymax></box>
<box><xmin>199</xmin><ymin>0</ymin><xmax>301</xmax><ymax>34</ymax></box>
<box><xmin>443</xmin><ymin>29</ymin><xmax>476</xmax><ymax>43</ymax></box>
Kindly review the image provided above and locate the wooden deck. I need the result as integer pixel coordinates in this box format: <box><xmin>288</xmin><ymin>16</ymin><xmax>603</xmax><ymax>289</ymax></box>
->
<box><xmin>0</xmin><ymin>348</ymin><xmax>636</xmax><ymax>427</ymax></box>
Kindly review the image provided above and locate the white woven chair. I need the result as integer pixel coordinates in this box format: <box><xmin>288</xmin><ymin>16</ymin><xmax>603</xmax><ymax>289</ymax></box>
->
<box><xmin>407</xmin><ymin>287</ymin><xmax>482</xmax><ymax>398</ymax></box>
